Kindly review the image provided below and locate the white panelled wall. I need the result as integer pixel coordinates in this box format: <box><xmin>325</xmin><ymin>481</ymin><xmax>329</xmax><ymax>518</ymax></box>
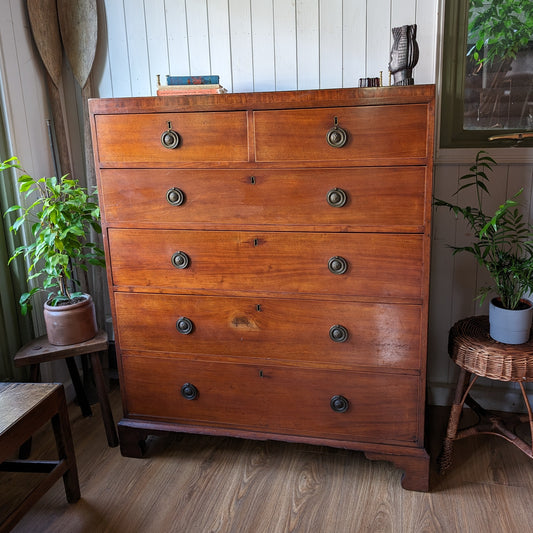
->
<box><xmin>1</xmin><ymin>0</ymin><xmax>532</xmax><ymax>409</ymax></box>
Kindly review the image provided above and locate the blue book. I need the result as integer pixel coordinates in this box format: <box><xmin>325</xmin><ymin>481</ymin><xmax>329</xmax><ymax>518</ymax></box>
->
<box><xmin>166</xmin><ymin>75</ymin><xmax>220</xmax><ymax>85</ymax></box>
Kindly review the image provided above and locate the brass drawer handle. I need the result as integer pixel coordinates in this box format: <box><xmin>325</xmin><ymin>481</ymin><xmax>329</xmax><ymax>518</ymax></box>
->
<box><xmin>326</xmin><ymin>188</ymin><xmax>347</xmax><ymax>207</ymax></box>
<box><xmin>326</xmin><ymin>116</ymin><xmax>347</xmax><ymax>148</ymax></box>
<box><xmin>161</xmin><ymin>122</ymin><xmax>180</xmax><ymax>149</ymax></box>
<box><xmin>330</xmin><ymin>395</ymin><xmax>349</xmax><ymax>413</ymax></box>
<box><xmin>329</xmin><ymin>324</ymin><xmax>349</xmax><ymax>343</ymax></box>
<box><xmin>166</xmin><ymin>187</ymin><xmax>185</xmax><ymax>206</ymax></box>
<box><xmin>176</xmin><ymin>316</ymin><xmax>194</xmax><ymax>335</ymax></box>
<box><xmin>328</xmin><ymin>256</ymin><xmax>348</xmax><ymax>275</ymax></box>
<box><xmin>171</xmin><ymin>251</ymin><xmax>190</xmax><ymax>269</ymax></box>
<box><xmin>181</xmin><ymin>382</ymin><xmax>198</xmax><ymax>400</ymax></box>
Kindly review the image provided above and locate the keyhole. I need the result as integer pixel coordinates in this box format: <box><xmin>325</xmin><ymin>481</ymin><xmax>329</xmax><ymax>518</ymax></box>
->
<box><xmin>250</xmin><ymin>176</ymin><xmax>256</xmax><ymax>184</ymax></box>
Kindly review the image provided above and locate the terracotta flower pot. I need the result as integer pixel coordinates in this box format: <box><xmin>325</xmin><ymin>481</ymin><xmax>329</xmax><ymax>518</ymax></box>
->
<box><xmin>43</xmin><ymin>294</ymin><xmax>98</xmax><ymax>346</ymax></box>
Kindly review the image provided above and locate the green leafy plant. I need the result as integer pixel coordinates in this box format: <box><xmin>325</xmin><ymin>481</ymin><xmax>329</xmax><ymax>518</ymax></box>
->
<box><xmin>434</xmin><ymin>150</ymin><xmax>533</xmax><ymax>310</ymax></box>
<box><xmin>1</xmin><ymin>156</ymin><xmax>105</xmax><ymax>315</ymax></box>
<box><xmin>468</xmin><ymin>0</ymin><xmax>533</xmax><ymax>67</ymax></box>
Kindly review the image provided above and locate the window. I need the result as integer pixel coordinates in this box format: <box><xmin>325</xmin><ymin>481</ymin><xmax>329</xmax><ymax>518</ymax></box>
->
<box><xmin>440</xmin><ymin>0</ymin><xmax>533</xmax><ymax>148</ymax></box>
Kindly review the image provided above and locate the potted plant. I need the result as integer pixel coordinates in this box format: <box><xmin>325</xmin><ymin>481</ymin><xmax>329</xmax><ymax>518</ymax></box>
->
<box><xmin>1</xmin><ymin>156</ymin><xmax>105</xmax><ymax>345</ymax></box>
<box><xmin>434</xmin><ymin>150</ymin><xmax>533</xmax><ymax>344</ymax></box>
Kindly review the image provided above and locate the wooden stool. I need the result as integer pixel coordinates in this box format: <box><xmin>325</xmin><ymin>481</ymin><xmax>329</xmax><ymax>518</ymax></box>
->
<box><xmin>14</xmin><ymin>331</ymin><xmax>118</xmax><ymax>448</ymax></box>
<box><xmin>0</xmin><ymin>383</ymin><xmax>80</xmax><ymax>532</ymax></box>
<box><xmin>440</xmin><ymin>315</ymin><xmax>533</xmax><ymax>474</ymax></box>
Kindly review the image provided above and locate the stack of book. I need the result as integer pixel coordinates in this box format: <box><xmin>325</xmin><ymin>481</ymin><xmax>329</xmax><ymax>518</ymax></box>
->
<box><xmin>157</xmin><ymin>75</ymin><xmax>228</xmax><ymax>95</ymax></box>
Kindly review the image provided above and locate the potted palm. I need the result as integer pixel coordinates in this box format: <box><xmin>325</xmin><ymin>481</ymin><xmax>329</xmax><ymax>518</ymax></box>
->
<box><xmin>434</xmin><ymin>150</ymin><xmax>533</xmax><ymax>344</ymax></box>
<box><xmin>1</xmin><ymin>156</ymin><xmax>105</xmax><ymax>345</ymax></box>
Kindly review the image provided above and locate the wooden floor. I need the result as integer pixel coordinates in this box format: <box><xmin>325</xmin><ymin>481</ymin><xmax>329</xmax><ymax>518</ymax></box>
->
<box><xmin>2</xmin><ymin>385</ymin><xmax>533</xmax><ymax>533</ymax></box>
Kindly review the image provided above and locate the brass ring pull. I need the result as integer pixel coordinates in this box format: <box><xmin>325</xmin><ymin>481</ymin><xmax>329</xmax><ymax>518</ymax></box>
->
<box><xmin>166</xmin><ymin>187</ymin><xmax>185</xmax><ymax>206</ymax></box>
<box><xmin>171</xmin><ymin>251</ymin><xmax>190</xmax><ymax>269</ymax></box>
<box><xmin>330</xmin><ymin>395</ymin><xmax>349</xmax><ymax>413</ymax></box>
<box><xmin>327</xmin><ymin>188</ymin><xmax>347</xmax><ymax>207</ymax></box>
<box><xmin>181</xmin><ymin>382</ymin><xmax>198</xmax><ymax>400</ymax></box>
<box><xmin>326</xmin><ymin>116</ymin><xmax>347</xmax><ymax>148</ymax></box>
<box><xmin>329</xmin><ymin>324</ymin><xmax>349</xmax><ymax>343</ymax></box>
<box><xmin>328</xmin><ymin>256</ymin><xmax>348</xmax><ymax>275</ymax></box>
<box><xmin>161</xmin><ymin>121</ymin><xmax>180</xmax><ymax>149</ymax></box>
<box><xmin>176</xmin><ymin>317</ymin><xmax>194</xmax><ymax>335</ymax></box>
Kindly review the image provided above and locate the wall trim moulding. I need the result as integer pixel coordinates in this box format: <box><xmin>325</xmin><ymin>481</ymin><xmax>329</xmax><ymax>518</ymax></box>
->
<box><xmin>436</xmin><ymin>147</ymin><xmax>533</xmax><ymax>165</ymax></box>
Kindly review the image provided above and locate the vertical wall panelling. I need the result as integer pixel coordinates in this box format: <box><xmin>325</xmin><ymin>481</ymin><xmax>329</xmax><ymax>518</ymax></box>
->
<box><xmin>319</xmin><ymin>0</ymin><xmax>343</xmax><ymax>89</ymax></box>
<box><xmin>251</xmin><ymin>0</ymin><xmax>276</xmax><ymax>92</ymax></box>
<box><xmin>342</xmin><ymin>0</ymin><xmax>367</xmax><ymax>86</ymax></box>
<box><xmin>206</xmin><ymin>0</ymin><xmax>232</xmax><ymax>92</ymax></box>
<box><xmin>415</xmin><ymin>0</ymin><xmax>438</xmax><ymax>83</ymax></box>
<box><xmin>365</xmin><ymin>0</ymin><xmax>391</xmax><ymax>81</ymax></box>
<box><xmin>165</xmin><ymin>0</ymin><xmax>190</xmax><ymax>80</ymax></box>
<box><xmin>228</xmin><ymin>0</ymin><xmax>254</xmax><ymax>92</ymax></box>
<box><xmin>103</xmin><ymin>0</ymin><xmax>132</xmax><ymax>97</ymax></box>
<box><xmin>391</xmin><ymin>0</ymin><xmax>416</xmax><ymax>27</ymax></box>
<box><xmin>186</xmin><ymin>0</ymin><xmax>212</xmax><ymax>77</ymax></box>
<box><xmin>124</xmin><ymin>0</ymin><xmax>151</xmax><ymax>97</ymax></box>
<box><xmin>296</xmin><ymin>0</ymin><xmax>319</xmax><ymax>89</ymax></box>
<box><xmin>144</xmin><ymin>0</ymin><xmax>169</xmax><ymax>95</ymax></box>
<box><xmin>273</xmin><ymin>0</ymin><xmax>297</xmax><ymax>90</ymax></box>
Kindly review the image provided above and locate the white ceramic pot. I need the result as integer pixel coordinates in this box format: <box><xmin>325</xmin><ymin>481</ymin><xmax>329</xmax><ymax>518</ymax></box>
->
<box><xmin>489</xmin><ymin>297</ymin><xmax>533</xmax><ymax>344</ymax></box>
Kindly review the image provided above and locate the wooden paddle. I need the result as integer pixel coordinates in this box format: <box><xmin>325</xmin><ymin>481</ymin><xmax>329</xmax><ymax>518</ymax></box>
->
<box><xmin>57</xmin><ymin>0</ymin><xmax>98</xmax><ymax>190</ymax></box>
<box><xmin>27</xmin><ymin>0</ymin><xmax>73</xmax><ymax>177</ymax></box>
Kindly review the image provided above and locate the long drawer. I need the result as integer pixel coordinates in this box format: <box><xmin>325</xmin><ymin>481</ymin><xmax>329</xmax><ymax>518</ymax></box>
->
<box><xmin>114</xmin><ymin>292</ymin><xmax>422</xmax><ymax>369</ymax></box>
<box><xmin>122</xmin><ymin>355</ymin><xmax>420</xmax><ymax>445</ymax></box>
<box><xmin>99</xmin><ymin>167</ymin><xmax>427</xmax><ymax>231</ymax></box>
<box><xmin>94</xmin><ymin>111</ymin><xmax>248</xmax><ymax>164</ymax></box>
<box><xmin>108</xmin><ymin>229</ymin><xmax>424</xmax><ymax>299</ymax></box>
<box><xmin>254</xmin><ymin>104</ymin><xmax>429</xmax><ymax>164</ymax></box>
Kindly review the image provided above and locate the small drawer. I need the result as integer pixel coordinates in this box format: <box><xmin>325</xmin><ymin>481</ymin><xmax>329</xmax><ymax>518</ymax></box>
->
<box><xmin>108</xmin><ymin>229</ymin><xmax>424</xmax><ymax>300</ymax></box>
<box><xmin>98</xmin><ymin>167</ymin><xmax>427</xmax><ymax>231</ymax></box>
<box><xmin>254</xmin><ymin>104</ymin><xmax>429</xmax><ymax>165</ymax></box>
<box><xmin>94</xmin><ymin>111</ymin><xmax>248</xmax><ymax>165</ymax></box>
<box><xmin>122</xmin><ymin>356</ymin><xmax>420</xmax><ymax>445</ymax></box>
<box><xmin>114</xmin><ymin>292</ymin><xmax>422</xmax><ymax>369</ymax></box>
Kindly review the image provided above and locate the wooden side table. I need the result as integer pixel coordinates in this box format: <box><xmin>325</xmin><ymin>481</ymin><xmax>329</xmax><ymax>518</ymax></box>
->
<box><xmin>440</xmin><ymin>315</ymin><xmax>533</xmax><ymax>474</ymax></box>
<box><xmin>0</xmin><ymin>383</ymin><xmax>80</xmax><ymax>532</ymax></box>
<box><xmin>14</xmin><ymin>331</ymin><xmax>118</xmax><ymax>447</ymax></box>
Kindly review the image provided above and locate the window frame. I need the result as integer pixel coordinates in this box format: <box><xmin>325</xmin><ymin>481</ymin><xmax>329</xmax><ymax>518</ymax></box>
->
<box><xmin>440</xmin><ymin>0</ymin><xmax>532</xmax><ymax>149</ymax></box>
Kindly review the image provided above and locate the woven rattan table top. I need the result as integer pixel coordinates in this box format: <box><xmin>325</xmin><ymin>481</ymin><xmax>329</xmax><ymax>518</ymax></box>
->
<box><xmin>448</xmin><ymin>315</ymin><xmax>533</xmax><ymax>382</ymax></box>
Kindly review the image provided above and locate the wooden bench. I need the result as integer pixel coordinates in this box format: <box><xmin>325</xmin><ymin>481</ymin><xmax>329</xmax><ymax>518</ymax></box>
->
<box><xmin>0</xmin><ymin>382</ymin><xmax>80</xmax><ymax>532</ymax></box>
<box><xmin>14</xmin><ymin>331</ymin><xmax>118</xmax><ymax>448</ymax></box>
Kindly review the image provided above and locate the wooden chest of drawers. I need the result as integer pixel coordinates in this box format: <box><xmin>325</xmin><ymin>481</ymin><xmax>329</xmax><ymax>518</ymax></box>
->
<box><xmin>89</xmin><ymin>86</ymin><xmax>435</xmax><ymax>491</ymax></box>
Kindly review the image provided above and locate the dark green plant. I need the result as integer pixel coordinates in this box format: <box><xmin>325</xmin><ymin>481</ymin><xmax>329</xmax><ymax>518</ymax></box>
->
<box><xmin>468</xmin><ymin>0</ymin><xmax>533</xmax><ymax>67</ymax></box>
<box><xmin>1</xmin><ymin>156</ymin><xmax>105</xmax><ymax>315</ymax></box>
<box><xmin>434</xmin><ymin>150</ymin><xmax>533</xmax><ymax>310</ymax></box>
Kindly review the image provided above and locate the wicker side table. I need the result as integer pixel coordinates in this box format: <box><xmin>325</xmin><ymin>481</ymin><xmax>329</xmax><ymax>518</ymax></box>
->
<box><xmin>439</xmin><ymin>315</ymin><xmax>533</xmax><ymax>474</ymax></box>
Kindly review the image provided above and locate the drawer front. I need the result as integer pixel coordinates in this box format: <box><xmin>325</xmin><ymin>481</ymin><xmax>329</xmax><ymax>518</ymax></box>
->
<box><xmin>99</xmin><ymin>167</ymin><xmax>426</xmax><ymax>230</ymax></box>
<box><xmin>108</xmin><ymin>229</ymin><xmax>424</xmax><ymax>299</ymax></box>
<box><xmin>94</xmin><ymin>112</ymin><xmax>248</xmax><ymax>164</ymax></box>
<box><xmin>122</xmin><ymin>355</ymin><xmax>420</xmax><ymax>444</ymax></box>
<box><xmin>254</xmin><ymin>104</ymin><xmax>428</xmax><ymax>164</ymax></box>
<box><xmin>115</xmin><ymin>292</ymin><xmax>422</xmax><ymax>369</ymax></box>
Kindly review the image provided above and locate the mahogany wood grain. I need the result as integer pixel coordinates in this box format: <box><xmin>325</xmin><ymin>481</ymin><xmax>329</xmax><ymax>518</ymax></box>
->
<box><xmin>108</xmin><ymin>229</ymin><xmax>424</xmax><ymax>300</ymax></box>
<box><xmin>99</xmin><ymin>167</ymin><xmax>427</xmax><ymax>232</ymax></box>
<box><xmin>94</xmin><ymin>111</ymin><xmax>248</xmax><ymax>164</ymax></box>
<box><xmin>90</xmin><ymin>86</ymin><xmax>434</xmax><ymax>492</ymax></box>
<box><xmin>120</xmin><ymin>355</ymin><xmax>420</xmax><ymax>445</ymax></box>
<box><xmin>253</xmin><ymin>104</ymin><xmax>428</xmax><ymax>163</ymax></box>
<box><xmin>114</xmin><ymin>292</ymin><xmax>422</xmax><ymax>370</ymax></box>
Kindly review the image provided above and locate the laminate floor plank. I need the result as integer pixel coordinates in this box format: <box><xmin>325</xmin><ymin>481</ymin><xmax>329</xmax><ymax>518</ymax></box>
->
<box><xmin>3</xmin><ymin>387</ymin><xmax>533</xmax><ymax>533</ymax></box>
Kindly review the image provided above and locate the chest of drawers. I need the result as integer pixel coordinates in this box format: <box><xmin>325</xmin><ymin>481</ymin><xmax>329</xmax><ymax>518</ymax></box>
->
<box><xmin>89</xmin><ymin>86</ymin><xmax>435</xmax><ymax>491</ymax></box>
